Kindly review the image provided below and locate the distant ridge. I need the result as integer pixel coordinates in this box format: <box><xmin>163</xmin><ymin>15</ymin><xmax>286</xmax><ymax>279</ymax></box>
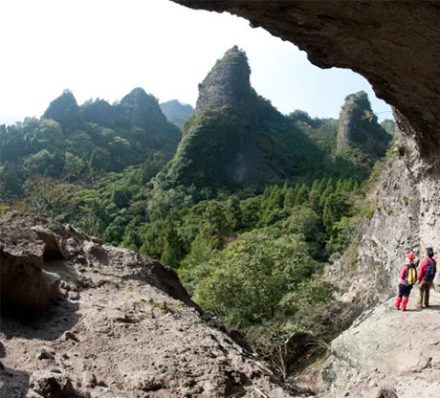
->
<box><xmin>160</xmin><ymin>100</ymin><xmax>194</xmax><ymax>127</ymax></box>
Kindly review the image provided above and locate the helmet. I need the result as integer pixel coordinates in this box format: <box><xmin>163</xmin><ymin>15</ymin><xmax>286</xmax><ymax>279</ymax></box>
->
<box><xmin>405</xmin><ymin>252</ymin><xmax>416</xmax><ymax>262</ymax></box>
<box><xmin>426</xmin><ymin>246</ymin><xmax>434</xmax><ymax>258</ymax></box>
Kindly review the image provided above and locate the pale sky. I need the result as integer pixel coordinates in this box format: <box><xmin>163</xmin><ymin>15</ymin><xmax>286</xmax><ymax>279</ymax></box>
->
<box><xmin>0</xmin><ymin>0</ymin><xmax>392</xmax><ymax>125</ymax></box>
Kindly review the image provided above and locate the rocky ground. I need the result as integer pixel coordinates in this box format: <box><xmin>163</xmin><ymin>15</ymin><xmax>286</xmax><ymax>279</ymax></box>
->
<box><xmin>322</xmin><ymin>290</ymin><xmax>440</xmax><ymax>398</ymax></box>
<box><xmin>0</xmin><ymin>212</ymin><xmax>306</xmax><ymax>398</ymax></box>
<box><xmin>2</xmin><ymin>210</ymin><xmax>439</xmax><ymax>398</ymax></box>
<box><xmin>294</xmin><ymin>290</ymin><xmax>440</xmax><ymax>398</ymax></box>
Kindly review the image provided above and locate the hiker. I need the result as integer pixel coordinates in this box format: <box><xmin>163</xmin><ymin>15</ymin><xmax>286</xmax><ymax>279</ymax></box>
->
<box><xmin>394</xmin><ymin>252</ymin><xmax>418</xmax><ymax>311</ymax></box>
<box><xmin>417</xmin><ymin>246</ymin><xmax>437</xmax><ymax>308</ymax></box>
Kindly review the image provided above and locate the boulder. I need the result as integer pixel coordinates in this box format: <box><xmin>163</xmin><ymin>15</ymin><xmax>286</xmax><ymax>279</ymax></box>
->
<box><xmin>0</xmin><ymin>227</ymin><xmax>57</xmax><ymax>309</ymax></box>
<box><xmin>30</xmin><ymin>370</ymin><xmax>75</xmax><ymax>398</ymax></box>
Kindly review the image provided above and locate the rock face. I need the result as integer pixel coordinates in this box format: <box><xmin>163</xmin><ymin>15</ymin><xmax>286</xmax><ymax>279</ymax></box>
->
<box><xmin>318</xmin><ymin>293</ymin><xmax>440</xmax><ymax>398</ymax></box>
<box><xmin>310</xmin><ymin>120</ymin><xmax>440</xmax><ymax>396</ymax></box>
<box><xmin>0</xmin><ymin>212</ymin><xmax>306</xmax><ymax>398</ymax></box>
<box><xmin>352</xmin><ymin>131</ymin><xmax>440</xmax><ymax>300</ymax></box>
<box><xmin>337</xmin><ymin>91</ymin><xmax>391</xmax><ymax>166</ymax></box>
<box><xmin>196</xmin><ymin>46</ymin><xmax>253</xmax><ymax>112</ymax></box>
<box><xmin>163</xmin><ymin>46</ymin><xmax>323</xmax><ymax>191</ymax></box>
<box><xmin>116</xmin><ymin>88</ymin><xmax>169</xmax><ymax>131</ymax></box>
<box><xmin>160</xmin><ymin>99</ymin><xmax>194</xmax><ymax>127</ymax></box>
<box><xmin>0</xmin><ymin>227</ymin><xmax>59</xmax><ymax>309</ymax></box>
<box><xmin>81</xmin><ymin>87</ymin><xmax>178</xmax><ymax>136</ymax></box>
<box><xmin>43</xmin><ymin>90</ymin><xmax>83</xmax><ymax>131</ymax></box>
<box><xmin>172</xmin><ymin>0</ymin><xmax>440</xmax><ymax>157</ymax></box>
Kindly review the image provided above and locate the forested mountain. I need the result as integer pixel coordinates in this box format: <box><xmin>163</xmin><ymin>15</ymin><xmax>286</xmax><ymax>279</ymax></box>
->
<box><xmin>161</xmin><ymin>46</ymin><xmax>326</xmax><ymax>191</ymax></box>
<box><xmin>0</xmin><ymin>46</ymin><xmax>394</xmax><ymax>375</ymax></box>
<box><xmin>337</xmin><ymin>91</ymin><xmax>392</xmax><ymax>166</ymax></box>
<box><xmin>288</xmin><ymin>110</ymin><xmax>339</xmax><ymax>155</ymax></box>
<box><xmin>159</xmin><ymin>48</ymin><xmax>391</xmax><ymax>195</ymax></box>
<box><xmin>0</xmin><ymin>88</ymin><xmax>180</xmax><ymax>198</ymax></box>
<box><xmin>160</xmin><ymin>100</ymin><xmax>194</xmax><ymax>127</ymax></box>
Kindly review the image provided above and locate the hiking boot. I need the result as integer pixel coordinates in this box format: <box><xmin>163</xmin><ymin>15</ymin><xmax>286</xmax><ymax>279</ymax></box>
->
<box><xmin>394</xmin><ymin>296</ymin><xmax>402</xmax><ymax>310</ymax></box>
<box><xmin>401</xmin><ymin>297</ymin><xmax>409</xmax><ymax>311</ymax></box>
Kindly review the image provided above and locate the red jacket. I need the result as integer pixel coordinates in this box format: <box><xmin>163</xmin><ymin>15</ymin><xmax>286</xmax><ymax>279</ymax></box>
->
<box><xmin>400</xmin><ymin>264</ymin><xmax>411</xmax><ymax>286</ymax></box>
<box><xmin>418</xmin><ymin>257</ymin><xmax>437</xmax><ymax>283</ymax></box>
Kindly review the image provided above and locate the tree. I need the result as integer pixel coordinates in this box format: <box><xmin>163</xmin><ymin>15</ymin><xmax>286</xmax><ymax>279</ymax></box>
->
<box><xmin>111</xmin><ymin>186</ymin><xmax>131</xmax><ymax>208</ymax></box>
<box><xmin>323</xmin><ymin>192</ymin><xmax>351</xmax><ymax>231</ymax></box>
<box><xmin>22</xmin><ymin>176</ymin><xmax>78</xmax><ymax>218</ymax></box>
<box><xmin>193</xmin><ymin>230</ymin><xmax>320</xmax><ymax>328</ymax></box>
<box><xmin>159</xmin><ymin>225</ymin><xmax>185</xmax><ymax>268</ymax></box>
<box><xmin>295</xmin><ymin>184</ymin><xmax>309</xmax><ymax>205</ymax></box>
<box><xmin>226</xmin><ymin>195</ymin><xmax>242</xmax><ymax>230</ymax></box>
<box><xmin>283</xmin><ymin>186</ymin><xmax>297</xmax><ymax>210</ymax></box>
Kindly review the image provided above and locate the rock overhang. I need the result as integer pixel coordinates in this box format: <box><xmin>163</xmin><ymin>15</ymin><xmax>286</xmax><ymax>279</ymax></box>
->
<box><xmin>172</xmin><ymin>0</ymin><xmax>440</xmax><ymax>158</ymax></box>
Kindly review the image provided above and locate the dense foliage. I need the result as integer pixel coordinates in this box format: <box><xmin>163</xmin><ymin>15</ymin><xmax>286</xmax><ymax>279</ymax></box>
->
<box><xmin>0</xmin><ymin>74</ymin><xmax>393</xmax><ymax>375</ymax></box>
<box><xmin>160</xmin><ymin>48</ymin><xmax>373</xmax><ymax>193</ymax></box>
<box><xmin>0</xmin><ymin>89</ymin><xmax>180</xmax><ymax>199</ymax></box>
<box><xmin>8</xmin><ymin>165</ymin><xmax>364</xmax><ymax>374</ymax></box>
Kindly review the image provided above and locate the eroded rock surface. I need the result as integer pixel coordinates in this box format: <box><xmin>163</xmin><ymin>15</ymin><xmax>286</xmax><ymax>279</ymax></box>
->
<box><xmin>196</xmin><ymin>45</ymin><xmax>252</xmax><ymax>112</ymax></box>
<box><xmin>0</xmin><ymin>212</ymin><xmax>305</xmax><ymax>397</ymax></box>
<box><xmin>330</xmin><ymin>128</ymin><xmax>440</xmax><ymax>306</ymax></box>
<box><xmin>319</xmin><ymin>293</ymin><xmax>440</xmax><ymax>398</ymax></box>
<box><xmin>0</xmin><ymin>225</ymin><xmax>58</xmax><ymax>309</ymax></box>
<box><xmin>337</xmin><ymin>91</ymin><xmax>391</xmax><ymax>166</ymax></box>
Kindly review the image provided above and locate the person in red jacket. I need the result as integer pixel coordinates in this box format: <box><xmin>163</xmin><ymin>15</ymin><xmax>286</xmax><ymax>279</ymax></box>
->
<box><xmin>394</xmin><ymin>252</ymin><xmax>418</xmax><ymax>311</ymax></box>
<box><xmin>417</xmin><ymin>246</ymin><xmax>437</xmax><ymax>308</ymax></box>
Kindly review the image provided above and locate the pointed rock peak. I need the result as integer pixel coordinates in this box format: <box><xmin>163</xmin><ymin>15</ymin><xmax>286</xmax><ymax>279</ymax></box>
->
<box><xmin>196</xmin><ymin>46</ymin><xmax>252</xmax><ymax>111</ymax></box>
<box><xmin>43</xmin><ymin>89</ymin><xmax>81</xmax><ymax>127</ymax></box>
<box><xmin>117</xmin><ymin>87</ymin><xmax>166</xmax><ymax>128</ymax></box>
<box><xmin>342</xmin><ymin>91</ymin><xmax>372</xmax><ymax>112</ymax></box>
<box><xmin>222</xmin><ymin>45</ymin><xmax>249</xmax><ymax>65</ymax></box>
<box><xmin>339</xmin><ymin>91</ymin><xmax>376</xmax><ymax>130</ymax></box>
<box><xmin>120</xmin><ymin>87</ymin><xmax>157</xmax><ymax>107</ymax></box>
<box><xmin>337</xmin><ymin>91</ymin><xmax>391</xmax><ymax>163</ymax></box>
<box><xmin>346</xmin><ymin>90</ymin><xmax>369</xmax><ymax>101</ymax></box>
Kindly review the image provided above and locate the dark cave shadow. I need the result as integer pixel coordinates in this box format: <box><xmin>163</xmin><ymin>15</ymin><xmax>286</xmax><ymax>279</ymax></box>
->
<box><xmin>0</xmin><ymin>297</ymin><xmax>80</xmax><ymax>341</ymax></box>
<box><xmin>0</xmin><ymin>365</ymin><xmax>30</xmax><ymax>398</ymax></box>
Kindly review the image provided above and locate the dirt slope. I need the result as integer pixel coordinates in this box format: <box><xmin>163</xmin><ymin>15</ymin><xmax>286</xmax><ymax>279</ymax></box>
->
<box><xmin>0</xmin><ymin>213</ymin><xmax>305</xmax><ymax>398</ymax></box>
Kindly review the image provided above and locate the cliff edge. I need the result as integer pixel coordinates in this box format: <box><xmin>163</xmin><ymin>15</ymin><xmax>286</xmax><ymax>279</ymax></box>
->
<box><xmin>0</xmin><ymin>212</ymin><xmax>306</xmax><ymax>398</ymax></box>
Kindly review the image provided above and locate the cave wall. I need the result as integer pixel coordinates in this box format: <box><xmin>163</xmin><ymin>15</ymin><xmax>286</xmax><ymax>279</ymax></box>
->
<box><xmin>356</xmin><ymin>125</ymin><xmax>440</xmax><ymax>300</ymax></box>
<box><xmin>172</xmin><ymin>0</ymin><xmax>440</xmax><ymax>157</ymax></box>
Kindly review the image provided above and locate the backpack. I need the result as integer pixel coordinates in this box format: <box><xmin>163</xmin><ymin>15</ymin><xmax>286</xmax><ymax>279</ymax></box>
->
<box><xmin>406</xmin><ymin>266</ymin><xmax>417</xmax><ymax>285</ymax></box>
<box><xmin>425</xmin><ymin>259</ymin><xmax>435</xmax><ymax>282</ymax></box>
